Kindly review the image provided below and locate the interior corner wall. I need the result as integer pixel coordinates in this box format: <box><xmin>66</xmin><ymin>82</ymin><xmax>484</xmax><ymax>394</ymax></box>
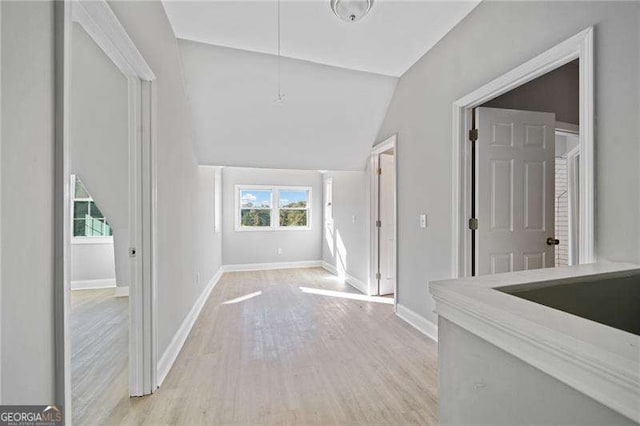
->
<box><xmin>1</xmin><ymin>0</ymin><xmax>56</xmax><ymax>404</ymax></box>
<box><xmin>376</xmin><ymin>1</ymin><xmax>640</xmax><ymax>325</ymax></box>
<box><xmin>70</xmin><ymin>22</ymin><xmax>129</xmax><ymax>288</ymax></box>
<box><xmin>108</xmin><ymin>1</ymin><xmax>222</xmax><ymax>359</ymax></box>
<box><xmin>221</xmin><ymin>167</ymin><xmax>323</xmax><ymax>266</ymax></box>
<box><xmin>321</xmin><ymin>171</ymin><xmax>370</xmax><ymax>286</ymax></box>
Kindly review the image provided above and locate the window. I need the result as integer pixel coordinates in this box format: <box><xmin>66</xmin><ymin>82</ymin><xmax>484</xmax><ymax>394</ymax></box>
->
<box><xmin>236</xmin><ymin>185</ymin><xmax>311</xmax><ymax>231</ymax></box>
<box><xmin>72</xmin><ymin>176</ymin><xmax>113</xmax><ymax>237</ymax></box>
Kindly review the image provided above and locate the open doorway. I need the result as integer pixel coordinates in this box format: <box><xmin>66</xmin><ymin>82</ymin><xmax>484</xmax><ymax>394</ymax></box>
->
<box><xmin>56</xmin><ymin>0</ymin><xmax>158</xmax><ymax>415</ymax></box>
<box><xmin>370</xmin><ymin>136</ymin><xmax>397</xmax><ymax>299</ymax></box>
<box><xmin>451</xmin><ymin>28</ymin><xmax>594</xmax><ymax>277</ymax></box>
<box><xmin>69</xmin><ymin>18</ymin><xmax>131</xmax><ymax>424</ymax></box>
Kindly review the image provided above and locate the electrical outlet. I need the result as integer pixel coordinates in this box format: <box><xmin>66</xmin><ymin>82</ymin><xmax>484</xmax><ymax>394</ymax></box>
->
<box><xmin>277</xmin><ymin>248</ymin><xmax>283</xmax><ymax>255</ymax></box>
<box><xmin>419</xmin><ymin>214</ymin><xmax>427</xmax><ymax>228</ymax></box>
<box><xmin>352</xmin><ymin>215</ymin><xmax>357</xmax><ymax>224</ymax></box>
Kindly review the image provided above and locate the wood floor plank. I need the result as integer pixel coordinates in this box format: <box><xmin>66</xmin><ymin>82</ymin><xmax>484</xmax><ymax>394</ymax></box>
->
<box><xmin>71</xmin><ymin>267</ymin><xmax>438</xmax><ymax>425</ymax></box>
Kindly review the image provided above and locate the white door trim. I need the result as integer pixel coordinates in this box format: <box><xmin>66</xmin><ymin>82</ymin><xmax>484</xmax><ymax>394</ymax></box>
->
<box><xmin>566</xmin><ymin>145</ymin><xmax>581</xmax><ymax>266</ymax></box>
<box><xmin>54</xmin><ymin>0</ymin><xmax>158</xmax><ymax>414</ymax></box>
<box><xmin>451</xmin><ymin>27</ymin><xmax>594</xmax><ymax>278</ymax></box>
<box><xmin>370</xmin><ymin>135</ymin><xmax>397</xmax><ymax>308</ymax></box>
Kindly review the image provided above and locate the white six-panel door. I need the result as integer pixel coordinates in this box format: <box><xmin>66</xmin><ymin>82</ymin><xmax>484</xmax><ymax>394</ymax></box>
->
<box><xmin>476</xmin><ymin>107</ymin><xmax>556</xmax><ymax>275</ymax></box>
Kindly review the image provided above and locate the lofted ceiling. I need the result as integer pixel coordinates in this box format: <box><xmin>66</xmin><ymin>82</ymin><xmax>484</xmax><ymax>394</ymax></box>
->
<box><xmin>163</xmin><ymin>0</ymin><xmax>481</xmax><ymax>77</ymax></box>
<box><xmin>178</xmin><ymin>39</ymin><xmax>397</xmax><ymax>170</ymax></box>
<box><xmin>165</xmin><ymin>0</ymin><xmax>481</xmax><ymax>170</ymax></box>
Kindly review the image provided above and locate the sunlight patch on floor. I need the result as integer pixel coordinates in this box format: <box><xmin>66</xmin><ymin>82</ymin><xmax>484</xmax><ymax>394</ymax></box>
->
<box><xmin>222</xmin><ymin>291</ymin><xmax>263</xmax><ymax>304</ymax></box>
<box><xmin>299</xmin><ymin>286</ymin><xmax>394</xmax><ymax>304</ymax></box>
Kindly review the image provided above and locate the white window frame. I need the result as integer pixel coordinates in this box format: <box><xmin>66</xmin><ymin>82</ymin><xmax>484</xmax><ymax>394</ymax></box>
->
<box><xmin>235</xmin><ymin>184</ymin><xmax>312</xmax><ymax>232</ymax></box>
<box><xmin>70</xmin><ymin>174</ymin><xmax>113</xmax><ymax>244</ymax></box>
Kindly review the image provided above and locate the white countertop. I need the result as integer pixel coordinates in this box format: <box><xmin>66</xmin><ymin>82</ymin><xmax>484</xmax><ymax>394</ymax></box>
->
<box><xmin>429</xmin><ymin>262</ymin><xmax>640</xmax><ymax>423</ymax></box>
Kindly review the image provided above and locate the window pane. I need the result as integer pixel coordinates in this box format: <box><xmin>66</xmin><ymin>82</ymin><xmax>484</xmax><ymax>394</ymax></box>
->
<box><xmin>241</xmin><ymin>209</ymin><xmax>271</xmax><ymax>227</ymax></box>
<box><xmin>74</xmin><ymin>201</ymin><xmax>89</xmax><ymax>219</ymax></box>
<box><xmin>280</xmin><ymin>210</ymin><xmax>308</xmax><ymax>227</ymax></box>
<box><xmin>90</xmin><ymin>202</ymin><xmax>105</xmax><ymax>219</ymax></box>
<box><xmin>240</xmin><ymin>190</ymin><xmax>271</xmax><ymax>208</ymax></box>
<box><xmin>73</xmin><ymin>219</ymin><xmax>86</xmax><ymax>237</ymax></box>
<box><xmin>74</xmin><ymin>178</ymin><xmax>91</xmax><ymax>199</ymax></box>
<box><xmin>279</xmin><ymin>190</ymin><xmax>308</xmax><ymax>208</ymax></box>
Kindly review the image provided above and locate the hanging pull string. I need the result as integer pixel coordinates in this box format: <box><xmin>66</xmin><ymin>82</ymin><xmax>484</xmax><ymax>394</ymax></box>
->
<box><xmin>274</xmin><ymin>0</ymin><xmax>285</xmax><ymax>104</ymax></box>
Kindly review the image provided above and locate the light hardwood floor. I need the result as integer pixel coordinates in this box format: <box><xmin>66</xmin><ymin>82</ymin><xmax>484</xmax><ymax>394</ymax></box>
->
<box><xmin>74</xmin><ymin>268</ymin><xmax>438</xmax><ymax>425</ymax></box>
<box><xmin>71</xmin><ymin>288</ymin><xmax>129</xmax><ymax>425</ymax></box>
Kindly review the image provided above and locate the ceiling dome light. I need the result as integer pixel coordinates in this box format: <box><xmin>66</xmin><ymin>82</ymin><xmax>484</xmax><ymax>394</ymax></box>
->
<box><xmin>330</xmin><ymin>0</ymin><xmax>374</xmax><ymax>23</ymax></box>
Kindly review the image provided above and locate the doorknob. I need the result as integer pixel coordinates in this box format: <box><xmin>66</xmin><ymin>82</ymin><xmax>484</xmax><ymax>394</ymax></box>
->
<box><xmin>546</xmin><ymin>237</ymin><xmax>560</xmax><ymax>246</ymax></box>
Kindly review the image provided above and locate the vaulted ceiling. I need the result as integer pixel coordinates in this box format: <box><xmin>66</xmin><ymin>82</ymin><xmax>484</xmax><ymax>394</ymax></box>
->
<box><xmin>163</xmin><ymin>0</ymin><xmax>481</xmax><ymax>170</ymax></box>
<box><xmin>164</xmin><ymin>0</ymin><xmax>480</xmax><ymax>77</ymax></box>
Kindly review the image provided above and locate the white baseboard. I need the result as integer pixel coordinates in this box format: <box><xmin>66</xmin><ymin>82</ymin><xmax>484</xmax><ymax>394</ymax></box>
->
<box><xmin>321</xmin><ymin>261</ymin><xmax>371</xmax><ymax>295</ymax></box>
<box><xmin>321</xmin><ymin>261</ymin><xmax>338</xmax><ymax>275</ymax></box>
<box><xmin>222</xmin><ymin>260</ymin><xmax>322</xmax><ymax>272</ymax></box>
<box><xmin>71</xmin><ymin>278</ymin><xmax>116</xmax><ymax>290</ymax></box>
<box><xmin>157</xmin><ymin>268</ymin><xmax>224</xmax><ymax>386</ymax></box>
<box><xmin>396</xmin><ymin>303</ymin><xmax>438</xmax><ymax>343</ymax></box>
<box><xmin>113</xmin><ymin>286</ymin><xmax>129</xmax><ymax>297</ymax></box>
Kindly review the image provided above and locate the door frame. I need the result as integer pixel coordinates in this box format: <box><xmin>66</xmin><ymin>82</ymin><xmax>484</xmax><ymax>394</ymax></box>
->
<box><xmin>450</xmin><ymin>27</ymin><xmax>595</xmax><ymax>278</ymax></box>
<box><xmin>369</xmin><ymin>135</ymin><xmax>397</xmax><ymax>306</ymax></box>
<box><xmin>54</xmin><ymin>0</ymin><xmax>158</xmax><ymax>414</ymax></box>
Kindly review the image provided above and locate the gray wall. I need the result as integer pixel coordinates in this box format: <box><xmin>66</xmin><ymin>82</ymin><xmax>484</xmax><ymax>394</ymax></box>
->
<box><xmin>438</xmin><ymin>317</ymin><xmax>634</xmax><ymax>425</ymax></box>
<box><xmin>483</xmin><ymin>60</ymin><xmax>579</xmax><ymax>125</ymax></box>
<box><xmin>1</xmin><ymin>0</ymin><xmax>56</xmax><ymax>403</ymax></box>
<box><xmin>377</xmin><ymin>1</ymin><xmax>640</xmax><ymax>325</ymax></box>
<box><xmin>221</xmin><ymin>167</ymin><xmax>322</xmax><ymax>265</ymax></box>
<box><xmin>321</xmin><ymin>171</ymin><xmax>370</xmax><ymax>285</ymax></box>
<box><xmin>109</xmin><ymin>1</ymin><xmax>223</xmax><ymax>357</ymax></box>
<box><xmin>0</xmin><ymin>0</ymin><xmax>223</xmax><ymax>402</ymax></box>
<box><xmin>70</xmin><ymin>240</ymin><xmax>116</xmax><ymax>286</ymax></box>
<box><xmin>70</xmin><ymin>22</ymin><xmax>129</xmax><ymax>288</ymax></box>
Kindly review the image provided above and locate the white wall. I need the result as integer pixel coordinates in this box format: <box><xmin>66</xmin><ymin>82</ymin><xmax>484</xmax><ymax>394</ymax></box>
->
<box><xmin>0</xmin><ymin>0</ymin><xmax>223</xmax><ymax>401</ymax></box>
<box><xmin>70</xmin><ymin>22</ymin><xmax>129</xmax><ymax>288</ymax></box>
<box><xmin>438</xmin><ymin>318</ymin><xmax>634</xmax><ymax>425</ymax></box>
<box><xmin>377</xmin><ymin>1</ymin><xmax>640</xmax><ymax>326</ymax></box>
<box><xmin>109</xmin><ymin>1</ymin><xmax>223</xmax><ymax>357</ymax></box>
<box><xmin>195</xmin><ymin>166</ymin><xmax>223</xmax><ymax>286</ymax></box>
<box><xmin>1</xmin><ymin>0</ymin><xmax>56</xmax><ymax>404</ymax></box>
<box><xmin>222</xmin><ymin>167</ymin><xmax>322</xmax><ymax>266</ymax></box>
<box><xmin>321</xmin><ymin>171</ymin><xmax>370</xmax><ymax>287</ymax></box>
<box><xmin>70</xmin><ymin>239</ymin><xmax>116</xmax><ymax>288</ymax></box>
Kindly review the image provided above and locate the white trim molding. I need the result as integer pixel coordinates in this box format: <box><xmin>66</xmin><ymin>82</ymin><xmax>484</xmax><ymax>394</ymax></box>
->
<box><xmin>114</xmin><ymin>286</ymin><xmax>130</xmax><ymax>298</ymax></box>
<box><xmin>157</xmin><ymin>268</ymin><xmax>224</xmax><ymax>386</ymax></box>
<box><xmin>451</xmin><ymin>27</ymin><xmax>595</xmax><ymax>278</ymax></box>
<box><xmin>224</xmin><ymin>260</ymin><xmax>323</xmax><ymax>273</ymax></box>
<box><xmin>70</xmin><ymin>0</ymin><xmax>154</xmax><ymax>80</ymax></box>
<box><xmin>70</xmin><ymin>278</ymin><xmax>116</xmax><ymax>291</ymax></box>
<box><xmin>321</xmin><ymin>261</ymin><xmax>370</xmax><ymax>295</ymax></box>
<box><xmin>396</xmin><ymin>304</ymin><xmax>438</xmax><ymax>343</ymax></box>
<box><xmin>430</xmin><ymin>262</ymin><xmax>640</xmax><ymax>424</ymax></box>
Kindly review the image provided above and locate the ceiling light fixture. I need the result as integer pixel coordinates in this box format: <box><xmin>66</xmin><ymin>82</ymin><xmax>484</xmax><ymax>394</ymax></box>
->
<box><xmin>330</xmin><ymin>0</ymin><xmax>374</xmax><ymax>23</ymax></box>
<box><xmin>273</xmin><ymin>0</ymin><xmax>285</xmax><ymax>104</ymax></box>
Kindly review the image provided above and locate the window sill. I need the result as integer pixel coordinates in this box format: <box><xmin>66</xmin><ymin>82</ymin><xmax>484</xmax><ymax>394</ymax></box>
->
<box><xmin>235</xmin><ymin>226</ymin><xmax>312</xmax><ymax>233</ymax></box>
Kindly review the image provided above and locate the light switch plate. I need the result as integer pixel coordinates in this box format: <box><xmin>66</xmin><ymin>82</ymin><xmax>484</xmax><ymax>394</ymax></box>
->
<box><xmin>420</xmin><ymin>214</ymin><xmax>427</xmax><ymax>228</ymax></box>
